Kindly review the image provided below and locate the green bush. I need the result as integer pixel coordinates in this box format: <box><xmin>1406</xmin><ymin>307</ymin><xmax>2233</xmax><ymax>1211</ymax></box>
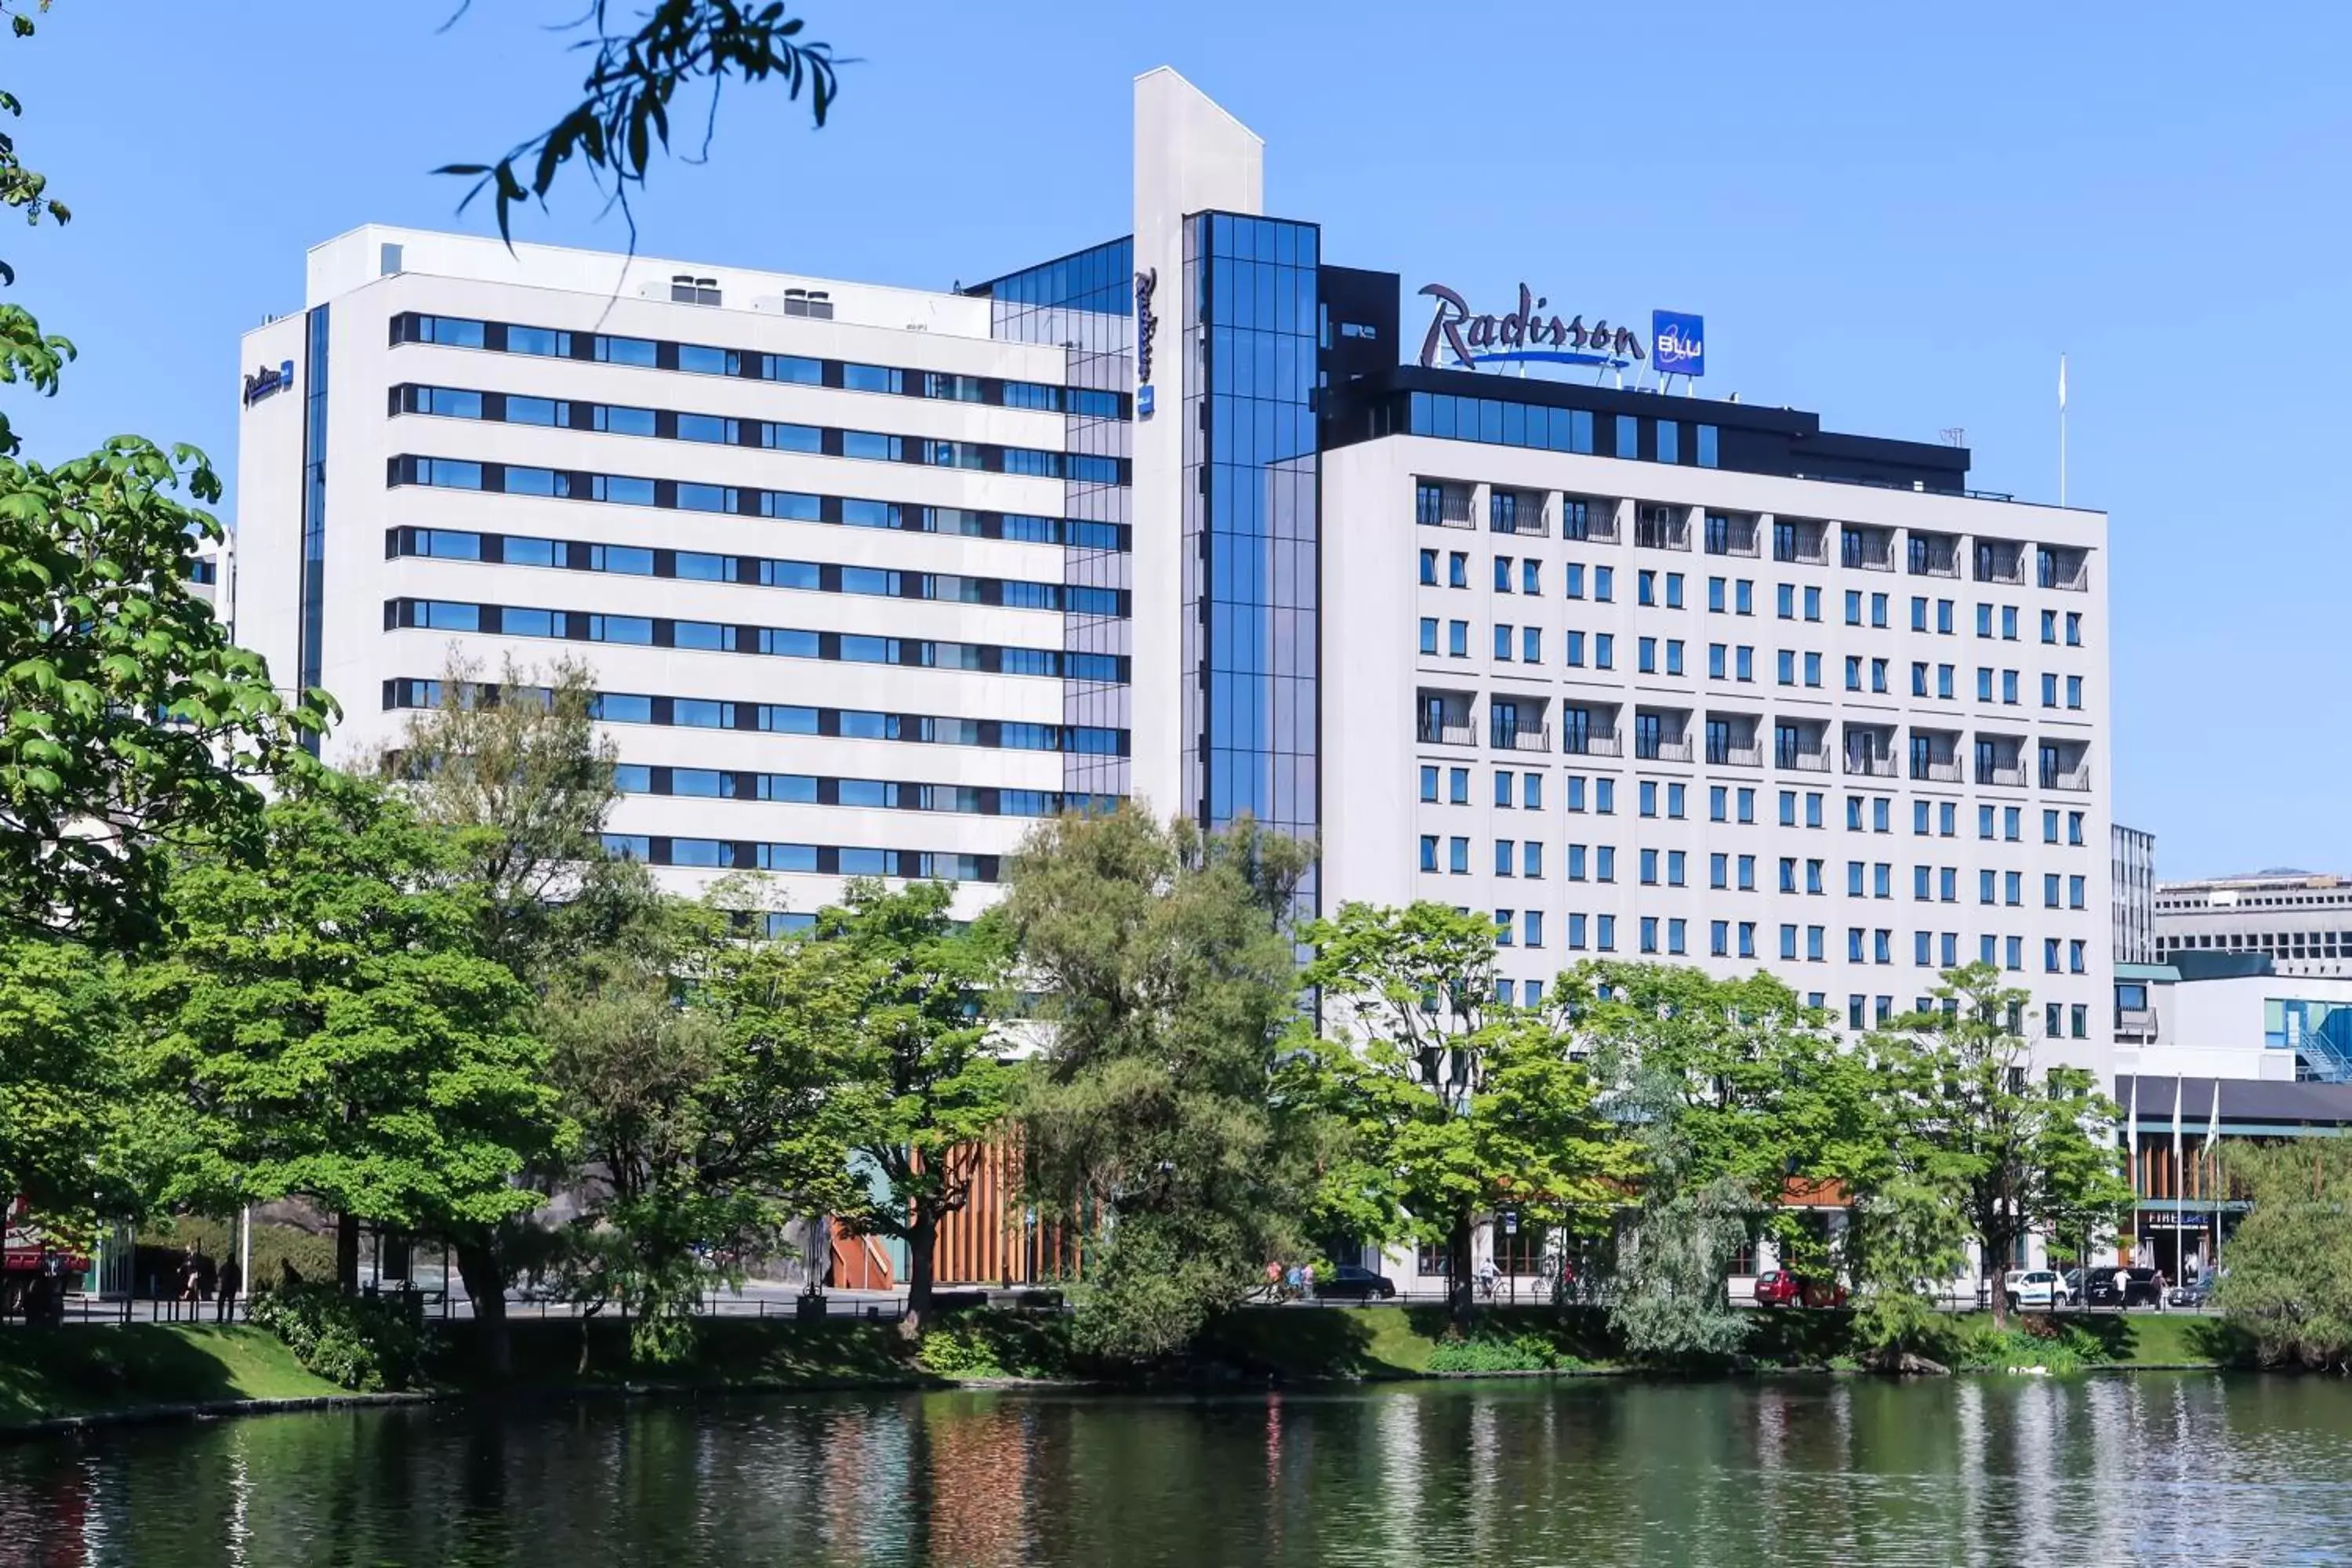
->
<box><xmin>1426</xmin><ymin>1330</ymin><xmax>1579</xmax><ymax>1374</ymax></box>
<box><xmin>915</xmin><ymin>1311</ymin><xmax>1073</xmax><ymax>1380</ymax></box>
<box><xmin>1950</xmin><ymin>1319</ymin><xmax>2099</xmax><ymax>1374</ymax></box>
<box><xmin>246</xmin><ymin>1283</ymin><xmax>428</xmax><ymax>1392</ymax></box>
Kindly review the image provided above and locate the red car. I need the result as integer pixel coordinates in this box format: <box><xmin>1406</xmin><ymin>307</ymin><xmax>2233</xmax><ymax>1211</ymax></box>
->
<box><xmin>1752</xmin><ymin>1270</ymin><xmax>1847</xmax><ymax>1308</ymax></box>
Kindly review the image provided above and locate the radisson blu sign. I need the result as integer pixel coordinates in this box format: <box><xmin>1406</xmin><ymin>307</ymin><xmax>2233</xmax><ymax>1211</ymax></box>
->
<box><xmin>1415</xmin><ymin>283</ymin><xmax>1704</xmax><ymax>379</ymax></box>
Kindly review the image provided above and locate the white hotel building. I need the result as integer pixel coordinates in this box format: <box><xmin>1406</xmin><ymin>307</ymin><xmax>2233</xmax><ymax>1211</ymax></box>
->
<box><xmin>231</xmin><ymin>70</ymin><xmax>2114</xmax><ymax>1279</ymax></box>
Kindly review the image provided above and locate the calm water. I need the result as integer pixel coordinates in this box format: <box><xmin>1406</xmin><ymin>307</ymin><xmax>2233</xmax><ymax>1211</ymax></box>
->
<box><xmin>3</xmin><ymin>1376</ymin><xmax>2350</xmax><ymax>1566</ymax></box>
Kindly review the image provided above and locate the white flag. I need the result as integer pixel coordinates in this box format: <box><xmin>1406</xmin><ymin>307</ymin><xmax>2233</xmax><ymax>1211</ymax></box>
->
<box><xmin>2203</xmin><ymin>1077</ymin><xmax>2220</xmax><ymax>1151</ymax></box>
<box><xmin>2172</xmin><ymin>1075</ymin><xmax>2184</xmax><ymax>1203</ymax></box>
<box><xmin>2058</xmin><ymin>354</ymin><xmax>2067</xmax><ymax>411</ymax></box>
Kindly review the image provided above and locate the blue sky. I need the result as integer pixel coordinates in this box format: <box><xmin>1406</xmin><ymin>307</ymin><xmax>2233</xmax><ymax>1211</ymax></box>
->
<box><xmin>22</xmin><ymin>1</ymin><xmax>2347</xmax><ymax>878</ymax></box>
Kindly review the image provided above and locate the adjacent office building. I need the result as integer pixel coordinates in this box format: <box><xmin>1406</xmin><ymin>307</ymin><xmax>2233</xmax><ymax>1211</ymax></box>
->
<box><xmin>233</xmin><ymin>69</ymin><xmax>2116</xmax><ymax>1284</ymax></box>
<box><xmin>2154</xmin><ymin>869</ymin><xmax>2352</xmax><ymax>978</ymax></box>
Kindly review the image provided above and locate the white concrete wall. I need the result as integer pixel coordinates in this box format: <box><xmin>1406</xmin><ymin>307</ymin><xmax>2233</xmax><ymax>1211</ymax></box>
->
<box><xmin>1129</xmin><ymin>67</ymin><xmax>1263</xmax><ymax>820</ymax></box>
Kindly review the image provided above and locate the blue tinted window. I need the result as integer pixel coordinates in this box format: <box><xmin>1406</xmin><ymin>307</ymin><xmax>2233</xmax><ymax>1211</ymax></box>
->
<box><xmin>594</xmin><ymin>336</ymin><xmax>657</xmax><ymax>367</ymax></box>
<box><xmin>592</xmin><ymin>693</ymin><xmax>654</xmax><ymax>724</ymax></box>
<box><xmin>588</xmin><ymin>614</ymin><xmax>652</xmax><ymax>644</ymax></box>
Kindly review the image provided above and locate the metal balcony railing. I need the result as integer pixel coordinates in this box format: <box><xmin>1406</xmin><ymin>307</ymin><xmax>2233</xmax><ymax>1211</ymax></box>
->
<box><xmin>1911</xmin><ymin>758</ymin><xmax>1963</xmax><ymax>782</ymax></box>
<box><xmin>1491</xmin><ymin>725</ymin><xmax>1553</xmax><ymax>753</ymax></box>
<box><xmin>1842</xmin><ymin>753</ymin><xmax>1897</xmax><ymax>778</ymax></box>
<box><xmin>1417</xmin><ymin>720</ymin><xmax>1478</xmax><ymax>746</ymax></box>
<box><xmin>1635</xmin><ymin>736</ymin><xmax>1693</xmax><ymax>762</ymax></box>
<box><xmin>1977</xmin><ymin>761</ymin><xmax>2028</xmax><ymax>787</ymax></box>
<box><xmin>1705</xmin><ymin>740</ymin><xmax>1762</xmax><ymax>768</ymax></box>
<box><xmin>1563</xmin><ymin>729</ymin><xmax>1623</xmax><ymax>757</ymax></box>
<box><xmin>2042</xmin><ymin>763</ymin><xmax>2092</xmax><ymax>793</ymax></box>
<box><xmin>1776</xmin><ymin>746</ymin><xmax>1831</xmax><ymax>772</ymax></box>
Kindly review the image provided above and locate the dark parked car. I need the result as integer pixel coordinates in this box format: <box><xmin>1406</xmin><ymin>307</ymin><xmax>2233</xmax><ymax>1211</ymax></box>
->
<box><xmin>2084</xmin><ymin>1267</ymin><xmax>2164</xmax><ymax>1308</ymax></box>
<box><xmin>1753</xmin><ymin>1270</ymin><xmax>1848</xmax><ymax>1308</ymax></box>
<box><xmin>1315</xmin><ymin>1264</ymin><xmax>1396</xmax><ymax>1301</ymax></box>
<box><xmin>2168</xmin><ymin>1273</ymin><xmax>2217</xmax><ymax>1309</ymax></box>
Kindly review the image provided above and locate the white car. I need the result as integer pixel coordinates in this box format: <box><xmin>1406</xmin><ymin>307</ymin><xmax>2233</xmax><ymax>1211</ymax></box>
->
<box><xmin>2003</xmin><ymin>1268</ymin><xmax>2074</xmax><ymax>1312</ymax></box>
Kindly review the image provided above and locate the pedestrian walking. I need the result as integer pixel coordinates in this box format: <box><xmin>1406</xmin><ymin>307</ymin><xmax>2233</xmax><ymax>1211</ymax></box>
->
<box><xmin>2154</xmin><ymin>1268</ymin><xmax>2169</xmax><ymax>1313</ymax></box>
<box><xmin>179</xmin><ymin>1254</ymin><xmax>203</xmax><ymax>1308</ymax></box>
<box><xmin>2112</xmin><ymin>1266</ymin><xmax>2129</xmax><ymax>1311</ymax></box>
<box><xmin>216</xmin><ymin>1256</ymin><xmax>243</xmax><ymax>1323</ymax></box>
<box><xmin>1301</xmin><ymin>1263</ymin><xmax>1316</xmax><ymax>1299</ymax></box>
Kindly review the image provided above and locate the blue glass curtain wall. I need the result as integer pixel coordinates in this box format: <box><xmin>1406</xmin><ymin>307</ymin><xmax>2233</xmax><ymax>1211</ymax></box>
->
<box><xmin>1183</xmin><ymin>212</ymin><xmax>1320</xmax><ymax>903</ymax></box>
<box><xmin>296</xmin><ymin>303</ymin><xmax>332</xmax><ymax>753</ymax></box>
<box><xmin>974</xmin><ymin>238</ymin><xmax>1134</xmax><ymax>805</ymax></box>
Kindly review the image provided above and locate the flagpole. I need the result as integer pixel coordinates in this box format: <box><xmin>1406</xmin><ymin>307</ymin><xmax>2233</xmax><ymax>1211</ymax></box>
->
<box><xmin>2058</xmin><ymin>354</ymin><xmax>2068</xmax><ymax>508</ymax></box>
<box><xmin>2172</xmin><ymin>1075</ymin><xmax>2184</xmax><ymax>1287</ymax></box>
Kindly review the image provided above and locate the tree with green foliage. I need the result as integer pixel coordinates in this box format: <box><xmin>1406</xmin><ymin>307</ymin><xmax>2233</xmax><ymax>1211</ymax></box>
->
<box><xmin>1298</xmin><ymin>902</ymin><xmax>1617</xmax><ymax>1329</ymax></box>
<box><xmin>817</xmin><ymin>879</ymin><xmax>1014</xmax><ymax>1338</ymax></box>
<box><xmin>444</xmin><ymin>1</ymin><xmax>840</xmax><ymax>245</ymax></box>
<box><xmin>1001</xmin><ymin>806</ymin><xmax>1320</xmax><ymax>1363</ymax></box>
<box><xmin>1549</xmin><ymin>962</ymin><xmax>1884</xmax><ymax>1358</ymax></box>
<box><xmin>0</xmin><ymin>933</ymin><xmax>151</xmax><ymax>1238</ymax></box>
<box><xmin>1864</xmin><ymin>964</ymin><xmax>2132</xmax><ymax>1330</ymax></box>
<box><xmin>2215</xmin><ymin>1138</ymin><xmax>2352</xmax><ymax>1370</ymax></box>
<box><xmin>0</xmin><ymin>1</ymin><xmax>329</xmax><ymax>949</ymax></box>
<box><xmin>379</xmin><ymin>653</ymin><xmax>621</xmax><ymax>975</ymax></box>
<box><xmin>131</xmin><ymin>769</ymin><xmax>565</xmax><ymax>1300</ymax></box>
<box><xmin>375</xmin><ymin>652</ymin><xmax>625</xmax><ymax>1364</ymax></box>
<box><xmin>531</xmin><ymin>873</ymin><xmax>873</xmax><ymax>1365</ymax></box>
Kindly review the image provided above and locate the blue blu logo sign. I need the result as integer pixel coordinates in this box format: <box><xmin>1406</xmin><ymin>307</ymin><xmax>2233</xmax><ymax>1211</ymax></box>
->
<box><xmin>1652</xmin><ymin>310</ymin><xmax>1704</xmax><ymax>378</ymax></box>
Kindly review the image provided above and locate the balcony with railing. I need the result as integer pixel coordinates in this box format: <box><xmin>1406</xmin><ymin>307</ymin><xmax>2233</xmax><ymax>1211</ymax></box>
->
<box><xmin>1635</xmin><ymin>503</ymin><xmax>1689</xmax><ymax>551</ymax></box>
<box><xmin>1973</xmin><ymin>538</ymin><xmax>2027</xmax><ymax>585</ymax></box>
<box><xmin>1840</xmin><ymin>523</ymin><xmax>1896</xmax><ymax>572</ymax></box>
<box><xmin>2038</xmin><ymin>544</ymin><xmax>2089</xmax><ymax>592</ymax></box>
<box><xmin>1704</xmin><ymin>712</ymin><xmax>1762</xmax><ymax>768</ymax></box>
<box><xmin>2039</xmin><ymin>739</ymin><xmax>2092</xmax><ymax>792</ymax></box>
<box><xmin>1907</xmin><ymin>530</ymin><xmax>1960</xmax><ymax>578</ymax></box>
<box><xmin>1775</xmin><ymin>718</ymin><xmax>1831</xmax><ymax>772</ymax></box>
<box><xmin>1417</xmin><ymin>688</ymin><xmax>1476</xmax><ymax>747</ymax></box>
<box><xmin>1702</xmin><ymin>511</ymin><xmax>1760</xmax><ymax>557</ymax></box>
<box><xmin>1909</xmin><ymin>728</ymin><xmax>1962</xmax><ymax>782</ymax></box>
<box><xmin>1771</xmin><ymin>517</ymin><xmax>1830</xmax><ymax>565</ymax></box>
<box><xmin>1560</xmin><ymin>495</ymin><xmax>1620</xmax><ymax>544</ymax></box>
<box><xmin>1841</xmin><ymin>722</ymin><xmax>1896</xmax><ymax>777</ymax></box>
<box><xmin>1414</xmin><ymin>479</ymin><xmax>1476</xmax><ymax>530</ymax></box>
<box><xmin>1490</xmin><ymin>488</ymin><xmax>1548</xmax><ymax>538</ymax></box>
<box><xmin>1489</xmin><ymin>695</ymin><xmax>1552</xmax><ymax>753</ymax></box>
<box><xmin>1634</xmin><ymin>706</ymin><xmax>1693</xmax><ymax>762</ymax></box>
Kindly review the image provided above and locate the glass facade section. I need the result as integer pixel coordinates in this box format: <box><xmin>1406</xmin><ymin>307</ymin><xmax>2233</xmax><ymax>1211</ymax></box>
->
<box><xmin>1184</xmin><ymin>212</ymin><xmax>1319</xmax><ymax>907</ymax></box>
<box><xmin>296</xmin><ymin>303</ymin><xmax>331</xmax><ymax>754</ymax></box>
<box><xmin>969</xmin><ymin>238</ymin><xmax>1134</xmax><ymax>804</ymax></box>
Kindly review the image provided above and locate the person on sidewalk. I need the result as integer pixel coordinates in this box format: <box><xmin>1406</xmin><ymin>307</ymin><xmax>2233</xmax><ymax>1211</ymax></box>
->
<box><xmin>216</xmin><ymin>1256</ymin><xmax>243</xmax><ymax>1323</ymax></box>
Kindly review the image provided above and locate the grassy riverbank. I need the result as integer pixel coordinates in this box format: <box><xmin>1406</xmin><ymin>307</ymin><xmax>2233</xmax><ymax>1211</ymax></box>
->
<box><xmin>0</xmin><ymin>1324</ymin><xmax>347</xmax><ymax>1428</ymax></box>
<box><xmin>0</xmin><ymin>1305</ymin><xmax>2256</xmax><ymax>1432</ymax></box>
